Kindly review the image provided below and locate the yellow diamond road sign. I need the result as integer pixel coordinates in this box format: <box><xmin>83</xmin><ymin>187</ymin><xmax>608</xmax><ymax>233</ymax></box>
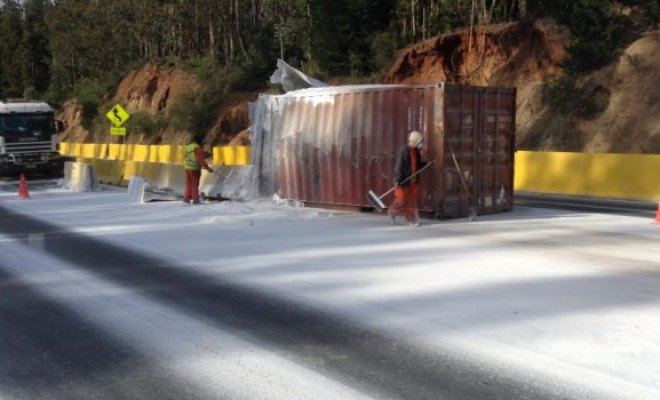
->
<box><xmin>106</xmin><ymin>104</ymin><xmax>131</xmax><ymax>127</ymax></box>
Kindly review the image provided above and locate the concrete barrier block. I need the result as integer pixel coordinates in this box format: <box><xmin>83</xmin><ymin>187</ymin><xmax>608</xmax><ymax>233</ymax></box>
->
<box><xmin>89</xmin><ymin>159</ymin><xmax>124</xmax><ymax>185</ymax></box>
<box><xmin>127</xmin><ymin>176</ymin><xmax>146</xmax><ymax>203</ymax></box>
<box><xmin>151</xmin><ymin>163</ymin><xmax>186</xmax><ymax>195</ymax></box>
<box><xmin>63</xmin><ymin>161</ymin><xmax>97</xmax><ymax>192</ymax></box>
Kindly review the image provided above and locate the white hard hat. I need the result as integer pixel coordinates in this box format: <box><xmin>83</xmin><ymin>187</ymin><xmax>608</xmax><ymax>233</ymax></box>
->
<box><xmin>408</xmin><ymin>130</ymin><xmax>423</xmax><ymax>148</ymax></box>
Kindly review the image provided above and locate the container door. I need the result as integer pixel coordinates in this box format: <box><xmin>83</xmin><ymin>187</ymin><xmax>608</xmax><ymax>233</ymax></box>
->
<box><xmin>441</xmin><ymin>84</ymin><xmax>480</xmax><ymax>218</ymax></box>
<box><xmin>476</xmin><ymin>88</ymin><xmax>516</xmax><ymax>214</ymax></box>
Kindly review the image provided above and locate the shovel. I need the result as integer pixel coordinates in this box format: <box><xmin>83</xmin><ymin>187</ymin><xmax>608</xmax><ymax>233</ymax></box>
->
<box><xmin>201</xmin><ymin>167</ymin><xmax>234</xmax><ymax>201</ymax></box>
<box><xmin>367</xmin><ymin>160</ymin><xmax>435</xmax><ymax>212</ymax></box>
<box><xmin>205</xmin><ymin>166</ymin><xmax>232</xmax><ymax>181</ymax></box>
<box><xmin>448</xmin><ymin>144</ymin><xmax>477</xmax><ymax>221</ymax></box>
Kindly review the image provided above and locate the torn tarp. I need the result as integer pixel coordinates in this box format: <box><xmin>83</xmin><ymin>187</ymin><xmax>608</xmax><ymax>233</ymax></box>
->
<box><xmin>269</xmin><ymin>59</ymin><xmax>327</xmax><ymax>92</ymax></box>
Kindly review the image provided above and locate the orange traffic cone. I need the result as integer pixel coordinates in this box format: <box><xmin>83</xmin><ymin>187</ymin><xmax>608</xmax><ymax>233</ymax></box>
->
<box><xmin>18</xmin><ymin>173</ymin><xmax>30</xmax><ymax>199</ymax></box>
<box><xmin>654</xmin><ymin>198</ymin><xmax>660</xmax><ymax>225</ymax></box>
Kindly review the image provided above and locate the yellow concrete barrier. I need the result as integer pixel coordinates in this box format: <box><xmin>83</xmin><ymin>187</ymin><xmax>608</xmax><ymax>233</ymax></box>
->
<box><xmin>63</xmin><ymin>142</ymin><xmax>658</xmax><ymax>201</ymax></box>
<box><xmin>107</xmin><ymin>143</ymin><xmax>134</xmax><ymax>160</ymax></box>
<box><xmin>125</xmin><ymin>144</ymin><xmax>135</xmax><ymax>161</ymax></box>
<box><xmin>515</xmin><ymin>151</ymin><xmax>660</xmax><ymax>201</ymax></box>
<box><xmin>157</xmin><ymin>145</ymin><xmax>173</xmax><ymax>164</ymax></box>
<box><xmin>80</xmin><ymin>144</ymin><xmax>96</xmax><ymax>159</ymax></box>
<box><xmin>213</xmin><ymin>146</ymin><xmax>252</xmax><ymax>166</ymax></box>
<box><xmin>587</xmin><ymin>153</ymin><xmax>660</xmax><ymax>200</ymax></box>
<box><xmin>87</xmin><ymin>159</ymin><xmax>124</xmax><ymax>185</ymax></box>
<box><xmin>62</xmin><ymin>142</ymin><xmax>252</xmax><ymax>165</ymax></box>
<box><xmin>174</xmin><ymin>145</ymin><xmax>186</xmax><ymax>164</ymax></box>
<box><xmin>123</xmin><ymin>161</ymin><xmax>162</xmax><ymax>184</ymax></box>
<box><xmin>108</xmin><ymin>144</ymin><xmax>121</xmax><ymax>159</ymax></box>
<box><xmin>97</xmin><ymin>143</ymin><xmax>108</xmax><ymax>159</ymax></box>
<box><xmin>157</xmin><ymin>145</ymin><xmax>186</xmax><ymax>164</ymax></box>
<box><xmin>148</xmin><ymin>145</ymin><xmax>160</xmax><ymax>163</ymax></box>
<box><xmin>515</xmin><ymin>152</ymin><xmax>590</xmax><ymax>196</ymax></box>
<box><xmin>67</xmin><ymin>143</ymin><xmax>82</xmax><ymax>157</ymax></box>
<box><xmin>59</xmin><ymin>142</ymin><xmax>72</xmax><ymax>156</ymax></box>
<box><xmin>133</xmin><ymin>145</ymin><xmax>150</xmax><ymax>162</ymax></box>
<box><xmin>212</xmin><ymin>147</ymin><xmax>223</xmax><ymax>165</ymax></box>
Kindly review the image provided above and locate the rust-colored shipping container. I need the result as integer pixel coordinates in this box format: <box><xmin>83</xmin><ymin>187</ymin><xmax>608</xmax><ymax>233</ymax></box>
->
<box><xmin>251</xmin><ymin>82</ymin><xmax>516</xmax><ymax>218</ymax></box>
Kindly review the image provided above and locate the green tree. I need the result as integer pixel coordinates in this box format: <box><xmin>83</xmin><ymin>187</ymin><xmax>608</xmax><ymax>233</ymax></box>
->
<box><xmin>23</xmin><ymin>0</ymin><xmax>52</xmax><ymax>93</ymax></box>
<box><xmin>46</xmin><ymin>0</ymin><xmax>93</xmax><ymax>89</ymax></box>
<box><xmin>529</xmin><ymin>0</ymin><xmax>632</xmax><ymax>72</ymax></box>
<box><xmin>310</xmin><ymin>0</ymin><xmax>395</xmax><ymax>76</ymax></box>
<box><xmin>619</xmin><ymin>0</ymin><xmax>660</xmax><ymax>28</ymax></box>
<box><xmin>0</xmin><ymin>0</ymin><xmax>27</xmax><ymax>97</ymax></box>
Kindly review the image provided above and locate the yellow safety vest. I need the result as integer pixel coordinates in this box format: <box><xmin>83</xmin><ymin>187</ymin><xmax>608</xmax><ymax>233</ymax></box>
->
<box><xmin>185</xmin><ymin>143</ymin><xmax>201</xmax><ymax>170</ymax></box>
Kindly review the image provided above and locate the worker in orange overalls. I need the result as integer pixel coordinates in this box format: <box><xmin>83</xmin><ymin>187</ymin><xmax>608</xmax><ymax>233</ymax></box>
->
<box><xmin>184</xmin><ymin>134</ymin><xmax>213</xmax><ymax>204</ymax></box>
<box><xmin>388</xmin><ymin>130</ymin><xmax>427</xmax><ymax>226</ymax></box>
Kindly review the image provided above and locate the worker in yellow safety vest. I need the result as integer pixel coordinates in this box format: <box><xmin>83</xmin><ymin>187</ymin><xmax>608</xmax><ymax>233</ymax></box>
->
<box><xmin>184</xmin><ymin>134</ymin><xmax>213</xmax><ymax>204</ymax></box>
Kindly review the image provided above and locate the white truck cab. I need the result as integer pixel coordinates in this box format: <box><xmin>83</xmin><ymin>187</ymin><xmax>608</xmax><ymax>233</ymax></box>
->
<box><xmin>0</xmin><ymin>99</ymin><xmax>64</xmax><ymax>176</ymax></box>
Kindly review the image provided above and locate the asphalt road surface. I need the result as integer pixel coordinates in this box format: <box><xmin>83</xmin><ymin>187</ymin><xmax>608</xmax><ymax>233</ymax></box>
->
<box><xmin>1</xmin><ymin>180</ymin><xmax>657</xmax><ymax>399</ymax></box>
<box><xmin>1</xmin><ymin>204</ymin><xmax>571</xmax><ymax>400</ymax></box>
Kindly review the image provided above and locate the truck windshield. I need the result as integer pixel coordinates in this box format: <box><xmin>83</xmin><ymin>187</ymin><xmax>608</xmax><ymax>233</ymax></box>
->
<box><xmin>0</xmin><ymin>114</ymin><xmax>54</xmax><ymax>134</ymax></box>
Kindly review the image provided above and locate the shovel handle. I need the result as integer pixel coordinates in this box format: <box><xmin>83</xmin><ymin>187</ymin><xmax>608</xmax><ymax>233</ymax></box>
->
<box><xmin>448</xmin><ymin>144</ymin><xmax>474</xmax><ymax>203</ymax></box>
<box><xmin>379</xmin><ymin>159</ymin><xmax>435</xmax><ymax>199</ymax></box>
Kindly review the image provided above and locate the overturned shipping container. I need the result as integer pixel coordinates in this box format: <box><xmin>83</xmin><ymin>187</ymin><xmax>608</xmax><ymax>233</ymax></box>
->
<box><xmin>251</xmin><ymin>82</ymin><xmax>516</xmax><ymax>218</ymax></box>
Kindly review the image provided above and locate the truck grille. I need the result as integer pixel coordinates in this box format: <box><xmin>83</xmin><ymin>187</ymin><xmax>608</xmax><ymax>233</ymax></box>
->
<box><xmin>6</xmin><ymin>141</ymin><xmax>52</xmax><ymax>154</ymax></box>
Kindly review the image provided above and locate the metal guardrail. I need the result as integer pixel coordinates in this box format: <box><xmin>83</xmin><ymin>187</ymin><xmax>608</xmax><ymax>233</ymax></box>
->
<box><xmin>515</xmin><ymin>192</ymin><xmax>657</xmax><ymax>217</ymax></box>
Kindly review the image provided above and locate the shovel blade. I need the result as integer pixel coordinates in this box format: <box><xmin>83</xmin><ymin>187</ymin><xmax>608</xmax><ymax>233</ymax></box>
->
<box><xmin>367</xmin><ymin>190</ymin><xmax>386</xmax><ymax>212</ymax></box>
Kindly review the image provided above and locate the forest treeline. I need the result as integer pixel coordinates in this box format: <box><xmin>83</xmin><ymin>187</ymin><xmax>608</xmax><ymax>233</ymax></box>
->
<box><xmin>0</xmin><ymin>0</ymin><xmax>658</xmax><ymax>106</ymax></box>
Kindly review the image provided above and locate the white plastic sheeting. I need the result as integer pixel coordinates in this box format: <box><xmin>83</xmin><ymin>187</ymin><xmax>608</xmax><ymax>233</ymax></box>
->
<box><xmin>199</xmin><ymin>166</ymin><xmax>258</xmax><ymax>201</ymax></box>
<box><xmin>250</xmin><ymin>94</ymin><xmax>277</xmax><ymax>196</ymax></box>
<box><xmin>269</xmin><ymin>59</ymin><xmax>328</xmax><ymax>92</ymax></box>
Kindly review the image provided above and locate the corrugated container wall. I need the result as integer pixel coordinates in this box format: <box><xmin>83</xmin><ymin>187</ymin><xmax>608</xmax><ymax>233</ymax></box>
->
<box><xmin>251</xmin><ymin>82</ymin><xmax>516</xmax><ymax>218</ymax></box>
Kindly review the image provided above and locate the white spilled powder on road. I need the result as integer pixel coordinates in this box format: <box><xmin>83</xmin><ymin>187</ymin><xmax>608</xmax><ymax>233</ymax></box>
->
<box><xmin>0</xmin><ymin>235</ymin><xmax>374</xmax><ymax>400</ymax></box>
<box><xmin>1</xmin><ymin>185</ymin><xmax>660</xmax><ymax>399</ymax></box>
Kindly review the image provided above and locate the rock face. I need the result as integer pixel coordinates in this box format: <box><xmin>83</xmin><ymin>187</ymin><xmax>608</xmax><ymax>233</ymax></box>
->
<box><xmin>385</xmin><ymin>21</ymin><xmax>660</xmax><ymax>153</ymax></box>
<box><xmin>386</xmin><ymin>21</ymin><xmax>567</xmax><ymax>87</ymax></box>
<box><xmin>205</xmin><ymin>95</ymin><xmax>253</xmax><ymax>146</ymax></box>
<box><xmin>57</xmin><ymin>99</ymin><xmax>88</xmax><ymax>143</ymax></box>
<box><xmin>56</xmin><ymin>64</ymin><xmax>253</xmax><ymax>146</ymax></box>
<box><xmin>118</xmin><ymin>64</ymin><xmax>201</xmax><ymax>115</ymax></box>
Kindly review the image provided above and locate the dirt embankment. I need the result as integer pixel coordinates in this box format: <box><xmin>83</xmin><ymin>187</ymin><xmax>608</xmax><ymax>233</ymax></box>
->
<box><xmin>386</xmin><ymin>21</ymin><xmax>660</xmax><ymax>153</ymax></box>
<box><xmin>575</xmin><ymin>32</ymin><xmax>660</xmax><ymax>153</ymax></box>
<box><xmin>58</xmin><ymin>64</ymin><xmax>254</xmax><ymax>146</ymax></box>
